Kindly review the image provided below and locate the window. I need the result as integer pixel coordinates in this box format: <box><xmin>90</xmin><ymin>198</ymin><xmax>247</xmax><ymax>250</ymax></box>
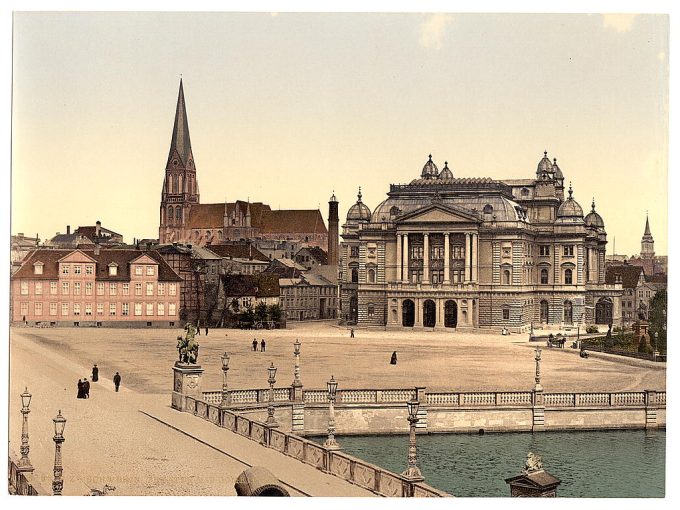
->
<box><xmin>351</xmin><ymin>268</ymin><xmax>359</xmax><ymax>283</ymax></box>
<box><xmin>33</xmin><ymin>263</ymin><xmax>43</xmax><ymax>275</ymax></box>
<box><xmin>109</xmin><ymin>303</ymin><xmax>116</xmax><ymax>316</ymax></box>
<box><xmin>367</xmin><ymin>268</ymin><xmax>376</xmax><ymax>283</ymax></box>
<box><xmin>97</xmin><ymin>303</ymin><xmax>104</xmax><ymax>315</ymax></box>
<box><xmin>453</xmin><ymin>245</ymin><xmax>465</xmax><ymax>259</ymax></box>
<box><xmin>540</xmin><ymin>269</ymin><xmax>548</xmax><ymax>284</ymax></box>
<box><xmin>50</xmin><ymin>282</ymin><xmax>57</xmax><ymax>295</ymax></box>
<box><xmin>20</xmin><ymin>282</ymin><xmax>28</xmax><ymax>295</ymax></box>
<box><xmin>146</xmin><ymin>265</ymin><xmax>155</xmax><ymax>276</ymax></box>
<box><xmin>61</xmin><ymin>303</ymin><xmax>68</xmax><ymax>316</ymax></box>
<box><xmin>158</xmin><ymin>303</ymin><xmax>165</xmax><ymax>316</ymax></box>
<box><xmin>122</xmin><ymin>303</ymin><xmax>129</xmax><ymax>316</ymax></box>
<box><xmin>563</xmin><ymin>245</ymin><xmax>574</xmax><ymax>256</ymax></box>
<box><xmin>168</xmin><ymin>303</ymin><xmax>176</xmax><ymax>316</ymax></box>
<box><xmin>368</xmin><ymin>304</ymin><xmax>375</xmax><ymax>318</ymax></box>
<box><xmin>85</xmin><ymin>282</ymin><xmax>93</xmax><ymax>295</ymax></box>
<box><xmin>20</xmin><ymin>302</ymin><xmax>29</xmax><ymax>316</ymax></box>
<box><xmin>146</xmin><ymin>283</ymin><xmax>154</xmax><ymax>296</ymax></box>
<box><xmin>109</xmin><ymin>283</ymin><xmax>117</xmax><ymax>296</ymax></box>
<box><xmin>432</xmin><ymin>246</ymin><xmax>444</xmax><ymax>259</ymax></box>
<box><xmin>134</xmin><ymin>303</ymin><xmax>142</xmax><ymax>316</ymax></box>
<box><xmin>564</xmin><ymin>269</ymin><xmax>573</xmax><ymax>285</ymax></box>
<box><xmin>563</xmin><ymin>301</ymin><xmax>573</xmax><ymax>324</ymax></box>
<box><xmin>62</xmin><ymin>264</ymin><xmax>69</xmax><ymax>275</ymax></box>
<box><xmin>109</xmin><ymin>265</ymin><xmax>118</xmax><ymax>276</ymax></box>
<box><xmin>169</xmin><ymin>283</ymin><xmax>176</xmax><ymax>296</ymax></box>
<box><xmin>158</xmin><ymin>283</ymin><xmax>165</xmax><ymax>296</ymax></box>
<box><xmin>503</xmin><ymin>269</ymin><xmax>511</xmax><ymax>285</ymax></box>
<box><xmin>411</xmin><ymin>245</ymin><xmax>424</xmax><ymax>259</ymax></box>
<box><xmin>122</xmin><ymin>283</ymin><xmax>129</xmax><ymax>295</ymax></box>
<box><xmin>135</xmin><ymin>266</ymin><xmax>143</xmax><ymax>276</ymax></box>
<box><xmin>146</xmin><ymin>303</ymin><xmax>154</xmax><ymax>316</ymax></box>
<box><xmin>61</xmin><ymin>282</ymin><xmax>69</xmax><ymax>295</ymax></box>
<box><xmin>34</xmin><ymin>302</ymin><xmax>43</xmax><ymax>316</ymax></box>
<box><xmin>74</xmin><ymin>265</ymin><xmax>81</xmax><ymax>275</ymax></box>
<box><xmin>85</xmin><ymin>304</ymin><xmax>92</xmax><ymax>316</ymax></box>
<box><xmin>85</xmin><ymin>264</ymin><xmax>94</xmax><ymax>275</ymax></box>
<box><xmin>74</xmin><ymin>303</ymin><xmax>81</xmax><ymax>316</ymax></box>
<box><xmin>350</xmin><ymin>246</ymin><xmax>360</xmax><ymax>257</ymax></box>
<box><xmin>135</xmin><ymin>283</ymin><xmax>142</xmax><ymax>296</ymax></box>
<box><xmin>502</xmin><ymin>306</ymin><xmax>510</xmax><ymax>320</ymax></box>
<box><xmin>74</xmin><ymin>282</ymin><xmax>81</xmax><ymax>295</ymax></box>
<box><xmin>539</xmin><ymin>245</ymin><xmax>550</xmax><ymax>256</ymax></box>
<box><xmin>97</xmin><ymin>282</ymin><xmax>105</xmax><ymax>295</ymax></box>
<box><xmin>50</xmin><ymin>302</ymin><xmax>57</xmax><ymax>316</ymax></box>
<box><xmin>483</xmin><ymin>204</ymin><xmax>494</xmax><ymax>215</ymax></box>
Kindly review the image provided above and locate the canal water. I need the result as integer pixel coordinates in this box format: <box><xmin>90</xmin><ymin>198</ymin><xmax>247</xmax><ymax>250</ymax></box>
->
<box><xmin>312</xmin><ymin>430</ymin><xmax>665</xmax><ymax>497</ymax></box>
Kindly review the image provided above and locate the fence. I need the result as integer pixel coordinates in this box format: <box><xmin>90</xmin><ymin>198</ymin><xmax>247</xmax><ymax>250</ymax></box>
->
<box><xmin>181</xmin><ymin>394</ymin><xmax>448</xmax><ymax>498</ymax></box>
<box><xmin>582</xmin><ymin>344</ymin><xmax>667</xmax><ymax>362</ymax></box>
<box><xmin>8</xmin><ymin>452</ymin><xmax>48</xmax><ymax>495</ymax></box>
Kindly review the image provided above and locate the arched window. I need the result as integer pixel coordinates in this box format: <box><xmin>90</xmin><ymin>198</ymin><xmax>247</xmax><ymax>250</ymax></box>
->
<box><xmin>367</xmin><ymin>268</ymin><xmax>376</xmax><ymax>283</ymax></box>
<box><xmin>367</xmin><ymin>304</ymin><xmax>375</xmax><ymax>318</ymax></box>
<box><xmin>206</xmin><ymin>230</ymin><xmax>211</xmax><ymax>240</ymax></box>
<box><xmin>390</xmin><ymin>206</ymin><xmax>401</xmax><ymax>217</ymax></box>
<box><xmin>564</xmin><ymin>268</ymin><xmax>573</xmax><ymax>285</ymax></box>
<box><xmin>175</xmin><ymin>207</ymin><xmax>182</xmax><ymax>222</ymax></box>
<box><xmin>168</xmin><ymin>206</ymin><xmax>174</xmax><ymax>224</ymax></box>
<box><xmin>172</xmin><ymin>174</ymin><xmax>178</xmax><ymax>193</ymax></box>
<box><xmin>483</xmin><ymin>204</ymin><xmax>494</xmax><ymax>215</ymax></box>
<box><xmin>178</xmin><ymin>174</ymin><xmax>184</xmax><ymax>193</ymax></box>
<box><xmin>503</xmin><ymin>269</ymin><xmax>511</xmax><ymax>285</ymax></box>
<box><xmin>218</xmin><ymin>231</ymin><xmax>223</xmax><ymax>239</ymax></box>
<box><xmin>521</xmin><ymin>188</ymin><xmax>530</xmax><ymax>197</ymax></box>
<box><xmin>351</xmin><ymin>268</ymin><xmax>358</xmax><ymax>283</ymax></box>
<box><xmin>540</xmin><ymin>268</ymin><xmax>549</xmax><ymax>284</ymax></box>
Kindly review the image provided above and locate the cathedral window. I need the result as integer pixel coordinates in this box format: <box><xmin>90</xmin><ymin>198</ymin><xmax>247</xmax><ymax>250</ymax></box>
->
<box><xmin>172</xmin><ymin>175</ymin><xmax>178</xmax><ymax>193</ymax></box>
<box><xmin>168</xmin><ymin>206</ymin><xmax>174</xmax><ymax>224</ymax></box>
<box><xmin>175</xmin><ymin>207</ymin><xmax>182</xmax><ymax>222</ymax></box>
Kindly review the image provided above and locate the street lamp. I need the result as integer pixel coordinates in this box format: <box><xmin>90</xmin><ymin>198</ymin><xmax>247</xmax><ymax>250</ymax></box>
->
<box><xmin>534</xmin><ymin>347</ymin><xmax>542</xmax><ymax>392</ymax></box>
<box><xmin>292</xmin><ymin>339</ymin><xmax>302</xmax><ymax>387</ymax></box>
<box><xmin>17</xmin><ymin>387</ymin><xmax>33</xmax><ymax>472</ymax></box>
<box><xmin>401</xmin><ymin>398</ymin><xmax>424</xmax><ymax>482</ymax></box>
<box><xmin>220</xmin><ymin>352</ymin><xmax>231</xmax><ymax>408</ymax></box>
<box><xmin>52</xmin><ymin>410</ymin><xmax>66</xmax><ymax>496</ymax></box>
<box><xmin>323</xmin><ymin>375</ymin><xmax>341</xmax><ymax>450</ymax></box>
<box><xmin>265</xmin><ymin>362</ymin><xmax>278</xmax><ymax>428</ymax></box>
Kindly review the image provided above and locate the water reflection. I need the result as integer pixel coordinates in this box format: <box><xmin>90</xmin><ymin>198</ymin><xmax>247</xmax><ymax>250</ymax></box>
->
<box><xmin>312</xmin><ymin>430</ymin><xmax>665</xmax><ymax>497</ymax></box>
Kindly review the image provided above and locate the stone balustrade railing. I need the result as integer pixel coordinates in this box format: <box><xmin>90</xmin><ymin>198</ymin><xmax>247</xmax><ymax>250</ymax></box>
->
<box><xmin>203</xmin><ymin>388</ymin><xmax>663</xmax><ymax>410</ymax></box>
<box><xmin>8</xmin><ymin>451</ymin><xmax>48</xmax><ymax>495</ymax></box>
<box><xmin>182</xmin><ymin>395</ymin><xmax>448</xmax><ymax>498</ymax></box>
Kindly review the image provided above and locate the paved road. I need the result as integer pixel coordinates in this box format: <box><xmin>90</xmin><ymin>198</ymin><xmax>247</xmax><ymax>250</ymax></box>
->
<box><xmin>8</xmin><ymin>334</ymin><xmax>374</xmax><ymax>496</ymax></box>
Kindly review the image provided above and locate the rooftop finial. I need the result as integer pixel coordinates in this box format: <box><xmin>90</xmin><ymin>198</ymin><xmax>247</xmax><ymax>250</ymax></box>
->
<box><xmin>568</xmin><ymin>182</ymin><xmax>573</xmax><ymax>199</ymax></box>
<box><xmin>544</xmin><ymin>150</ymin><xmax>548</xmax><ymax>157</ymax></box>
<box><xmin>444</xmin><ymin>161</ymin><xmax>448</xmax><ymax>168</ymax></box>
<box><xmin>553</xmin><ymin>158</ymin><xmax>557</xmax><ymax>164</ymax></box>
<box><xmin>357</xmin><ymin>186</ymin><xmax>362</xmax><ymax>202</ymax></box>
<box><xmin>428</xmin><ymin>154</ymin><xmax>432</xmax><ymax>160</ymax></box>
<box><xmin>591</xmin><ymin>197</ymin><xmax>596</xmax><ymax>212</ymax></box>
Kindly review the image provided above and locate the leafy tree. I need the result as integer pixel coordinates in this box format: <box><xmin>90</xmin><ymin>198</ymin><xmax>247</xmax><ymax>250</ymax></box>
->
<box><xmin>268</xmin><ymin>304</ymin><xmax>282</xmax><ymax>325</ymax></box>
<box><xmin>240</xmin><ymin>304</ymin><xmax>255</xmax><ymax>328</ymax></box>
<box><xmin>649</xmin><ymin>289</ymin><xmax>667</xmax><ymax>353</ymax></box>
<box><xmin>255</xmin><ymin>302</ymin><xmax>269</xmax><ymax>323</ymax></box>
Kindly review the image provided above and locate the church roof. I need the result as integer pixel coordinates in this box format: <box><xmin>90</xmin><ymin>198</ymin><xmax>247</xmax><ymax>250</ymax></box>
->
<box><xmin>207</xmin><ymin>243</ymin><xmax>269</xmax><ymax>262</ymax></box>
<box><xmin>167</xmin><ymin>79</ymin><xmax>194</xmax><ymax>168</ymax></box>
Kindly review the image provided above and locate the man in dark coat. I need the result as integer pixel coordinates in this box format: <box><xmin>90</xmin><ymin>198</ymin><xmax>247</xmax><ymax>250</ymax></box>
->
<box><xmin>77</xmin><ymin>379</ymin><xmax>84</xmax><ymax>399</ymax></box>
<box><xmin>252</xmin><ymin>338</ymin><xmax>258</xmax><ymax>351</ymax></box>
<box><xmin>390</xmin><ymin>351</ymin><xmax>398</xmax><ymax>365</ymax></box>
<box><xmin>113</xmin><ymin>372</ymin><xmax>122</xmax><ymax>392</ymax></box>
<box><xmin>205</xmin><ymin>326</ymin><xmax>209</xmax><ymax>336</ymax></box>
<box><xmin>83</xmin><ymin>378</ymin><xmax>90</xmax><ymax>398</ymax></box>
<box><xmin>260</xmin><ymin>339</ymin><xmax>266</xmax><ymax>352</ymax></box>
<box><xmin>92</xmin><ymin>364</ymin><xmax>99</xmax><ymax>382</ymax></box>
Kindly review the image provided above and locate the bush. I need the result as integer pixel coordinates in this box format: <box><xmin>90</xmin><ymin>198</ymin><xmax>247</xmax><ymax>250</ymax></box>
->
<box><xmin>586</xmin><ymin>324</ymin><xmax>599</xmax><ymax>334</ymax></box>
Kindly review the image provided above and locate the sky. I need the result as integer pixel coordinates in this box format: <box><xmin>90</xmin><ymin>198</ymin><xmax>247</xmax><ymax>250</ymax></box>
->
<box><xmin>11</xmin><ymin>11</ymin><xmax>669</xmax><ymax>256</ymax></box>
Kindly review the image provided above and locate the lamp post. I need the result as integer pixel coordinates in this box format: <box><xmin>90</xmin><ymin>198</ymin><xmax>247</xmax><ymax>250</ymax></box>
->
<box><xmin>52</xmin><ymin>410</ymin><xmax>66</xmax><ymax>496</ymax></box>
<box><xmin>292</xmin><ymin>339</ymin><xmax>302</xmax><ymax>387</ymax></box>
<box><xmin>220</xmin><ymin>352</ymin><xmax>231</xmax><ymax>408</ymax></box>
<box><xmin>534</xmin><ymin>347</ymin><xmax>542</xmax><ymax>391</ymax></box>
<box><xmin>323</xmin><ymin>375</ymin><xmax>341</xmax><ymax>450</ymax></box>
<box><xmin>401</xmin><ymin>398</ymin><xmax>424</xmax><ymax>482</ymax></box>
<box><xmin>265</xmin><ymin>362</ymin><xmax>278</xmax><ymax>428</ymax></box>
<box><xmin>17</xmin><ymin>387</ymin><xmax>33</xmax><ymax>472</ymax></box>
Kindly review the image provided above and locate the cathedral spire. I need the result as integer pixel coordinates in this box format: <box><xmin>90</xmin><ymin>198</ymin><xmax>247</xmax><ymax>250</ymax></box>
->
<box><xmin>167</xmin><ymin>78</ymin><xmax>193</xmax><ymax>167</ymax></box>
<box><xmin>644</xmin><ymin>213</ymin><xmax>652</xmax><ymax>236</ymax></box>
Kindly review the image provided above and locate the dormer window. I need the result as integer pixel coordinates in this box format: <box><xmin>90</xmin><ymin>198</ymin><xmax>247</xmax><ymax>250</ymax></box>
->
<box><xmin>33</xmin><ymin>262</ymin><xmax>44</xmax><ymax>275</ymax></box>
<box><xmin>108</xmin><ymin>263</ymin><xmax>118</xmax><ymax>276</ymax></box>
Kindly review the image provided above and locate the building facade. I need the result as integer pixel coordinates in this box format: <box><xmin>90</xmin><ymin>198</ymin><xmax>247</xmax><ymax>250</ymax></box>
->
<box><xmin>158</xmin><ymin>80</ymin><xmax>328</xmax><ymax>249</ymax></box>
<box><xmin>340</xmin><ymin>154</ymin><xmax>622</xmax><ymax>331</ymax></box>
<box><xmin>11</xmin><ymin>248</ymin><xmax>181</xmax><ymax>327</ymax></box>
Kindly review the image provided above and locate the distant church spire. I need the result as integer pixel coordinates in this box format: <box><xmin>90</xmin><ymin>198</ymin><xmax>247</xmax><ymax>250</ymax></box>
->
<box><xmin>644</xmin><ymin>212</ymin><xmax>652</xmax><ymax>236</ymax></box>
<box><xmin>167</xmin><ymin>78</ymin><xmax>193</xmax><ymax>168</ymax></box>
<box><xmin>641</xmin><ymin>212</ymin><xmax>655</xmax><ymax>259</ymax></box>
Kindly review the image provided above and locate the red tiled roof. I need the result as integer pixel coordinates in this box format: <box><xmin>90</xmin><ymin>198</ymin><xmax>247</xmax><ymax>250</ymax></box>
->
<box><xmin>206</xmin><ymin>243</ymin><xmax>269</xmax><ymax>262</ymax></box>
<box><xmin>259</xmin><ymin>210</ymin><xmax>327</xmax><ymax>234</ymax></box>
<box><xmin>12</xmin><ymin>248</ymin><xmax>181</xmax><ymax>282</ymax></box>
<box><xmin>605</xmin><ymin>264</ymin><xmax>644</xmax><ymax>289</ymax></box>
<box><xmin>222</xmin><ymin>273</ymin><xmax>280</xmax><ymax>298</ymax></box>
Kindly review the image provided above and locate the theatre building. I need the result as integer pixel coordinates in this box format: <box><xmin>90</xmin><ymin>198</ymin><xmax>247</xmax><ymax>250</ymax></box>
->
<box><xmin>339</xmin><ymin>153</ymin><xmax>622</xmax><ymax>331</ymax></box>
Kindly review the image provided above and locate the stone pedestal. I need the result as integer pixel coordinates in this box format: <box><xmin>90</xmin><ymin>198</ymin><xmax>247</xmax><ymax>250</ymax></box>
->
<box><xmin>172</xmin><ymin>362</ymin><xmax>204</xmax><ymax>411</ymax></box>
<box><xmin>532</xmin><ymin>390</ymin><xmax>545</xmax><ymax>431</ymax></box>
<box><xmin>505</xmin><ymin>453</ymin><xmax>560</xmax><ymax>497</ymax></box>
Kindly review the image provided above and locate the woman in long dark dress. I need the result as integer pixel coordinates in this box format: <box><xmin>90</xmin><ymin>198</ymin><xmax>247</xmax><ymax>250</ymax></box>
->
<box><xmin>77</xmin><ymin>379</ymin><xmax>84</xmax><ymax>398</ymax></box>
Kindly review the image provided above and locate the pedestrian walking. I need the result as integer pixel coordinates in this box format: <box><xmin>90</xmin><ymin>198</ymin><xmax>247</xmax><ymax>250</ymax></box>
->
<box><xmin>113</xmin><ymin>372</ymin><xmax>122</xmax><ymax>392</ymax></box>
<box><xmin>83</xmin><ymin>378</ymin><xmax>91</xmax><ymax>398</ymax></box>
<box><xmin>260</xmin><ymin>339</ymin><xmax>266</xmax><ymax>352</ymax></box>
<box><xmin>205</xmin><ymin>326</ymin><xmax>209</xmax><ymax>336</ymax></box>
<box><xmin>196</xmin><ymin>322</ymin><xmax>201</xmax><ymax>335</ymax></box>
<box><xmin>390</xmin><ymin>351</ymin><xmax>398</xmax><ymax>365</ymax></box>
<box><xmin>252</xmin><ymin>338</ymin><xmax>258</xmax><ymax>352</ymax></box>
<box><xmin>92</xmin><ymin>364</ymin><xmax>99</xmax><ymax>382</ymax></box>
<box><xmin>77</xmin><ymin>379</ymin><xmax>85</xmax><ymax>399</ymax></box>
<box><xmin>350</xmin><ymin>328</ymin><xmax>355</xmax><ymax>338</ymax></box>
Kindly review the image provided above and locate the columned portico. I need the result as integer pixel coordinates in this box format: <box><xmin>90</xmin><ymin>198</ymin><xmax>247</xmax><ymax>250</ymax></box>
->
<box><xmin>402</xmin><ymin>234</ymin><xmax>409</xmax><ymax>283</ymax></box>
<box><xmin>464</xmin><ymin>233</ymin><xmax>471</xmax><ymax>283</ymax></box>
<box><xmin>396</xmin><ymin>234</ymin><xmax>402</xmax><ymax>281</ymax></box>
<box><xmin>423</xmin><ymin>233</ymin><xmax>430</xmax><ymax>283</ymax></box>
<box><xmin>471</xmin><ymin>233</ymin><xmax>478</xmax><ymax>282</ymax></box>
<box><xmin>443</xmin><ymin>233</ymin><xmax>451</xmax><ymax>284</ymax></box>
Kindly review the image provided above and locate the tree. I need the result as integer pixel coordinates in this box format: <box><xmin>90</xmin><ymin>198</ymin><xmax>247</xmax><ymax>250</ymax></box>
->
<box><xmin>255</xmin><ymin>302</ymin><xmax>269</xmax><ymax>323</ymax></box>
<box><xmin>649</xmin><ymin>289</ymin><xmax>667</xmax><ymax>353</ymax></box>
<box><xmin>240</xmin><ymin>304</ymin><xmax>255</xmax><ymax>328</ymax></box>
<box><xmin>268</xmin><ymin>304</ymin><xmax>282</xmax><ymax>325</ymax></box>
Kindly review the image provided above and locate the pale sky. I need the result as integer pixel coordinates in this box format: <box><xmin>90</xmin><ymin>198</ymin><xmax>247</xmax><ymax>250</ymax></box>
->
<box><xmin>11</xmin><ymin>12</ymin><xmax>669</xmax><ymax>256</ymax></box>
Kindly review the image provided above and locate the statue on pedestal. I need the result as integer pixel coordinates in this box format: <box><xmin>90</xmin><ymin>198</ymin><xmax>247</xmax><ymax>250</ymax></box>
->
<box><xmin>177</xmin><ymin>323</ymin><xmax>200</xmax><ymax>364</ymax></box>
<box><xmin>523</xmin><ymin>452</ymin><xmax>543</xmax><ymax>474</ymax></box>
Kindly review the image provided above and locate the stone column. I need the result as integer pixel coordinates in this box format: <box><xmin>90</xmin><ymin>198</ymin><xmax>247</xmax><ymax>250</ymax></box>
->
<box><xmin>415</xmin><ymin>297</ymin><xmax>423</xmax><ymax>327</ymax></box>
<box><xmin>472</xmin><ymin>233</ymin><xmax>479</xmax><ymax>282</ymax></box>
<box><xmin>464</xmin><ymin>233</ymin><xmax>471</xmax><ymax>283</ymax></box>
<box><xmin>443</xmin><ymin>233</ymin><xmax>450</xmax><ymax>284</ymax></box>
<box><xmin>396</xmin><ymin>234</ymin><xmax>402</xmax><ymax>282</ymax></box>
<box><xmin>402</xmin><ymin>234</ymin><xmax>410</xmax><ymax>283</ymax></box>
<box><xmin>172</xmin><ymin>362</ymin><xmax>204</xmax><ymax>412</ymax></box>
<box><xmin>423</xmin><ymin>233</ymin><xmax>430</xmax><ymax>283</ymax></box>
<box><xmin>532</xmin><ymin>348</ymin><xmax>545</xmax><ymax>431</ymax></box>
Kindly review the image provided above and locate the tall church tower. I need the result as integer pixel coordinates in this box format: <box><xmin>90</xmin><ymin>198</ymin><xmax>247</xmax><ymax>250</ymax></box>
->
<box><xmin>328</xmin><ymin>192</ymin><xmax>339</xmax><ymax>266</ymax></box>
<box><xmin>640</xmin><ymin>214</ymin><xmax>655</xmax><ymax>259</ymax></box>
<box><xmin>159</xmin><ymin>79</ymin><xmax>200</xmax><ymax>244</ymax></box>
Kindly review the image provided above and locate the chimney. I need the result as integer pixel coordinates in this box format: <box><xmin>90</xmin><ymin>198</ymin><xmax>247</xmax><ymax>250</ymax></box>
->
<box><xmin>96</xmin><ymin>220</ymin><xmax>101</xmax><ymax>237</ymax></box>
<box><xmin>66</xmin><ymin>225</ymin><xmax>71</xmax><ymax>235</ymax></box>
<box><xmin>94</xmin><ymin>242</ymin><xmax>100</xmax><ymax>256</ymax></box>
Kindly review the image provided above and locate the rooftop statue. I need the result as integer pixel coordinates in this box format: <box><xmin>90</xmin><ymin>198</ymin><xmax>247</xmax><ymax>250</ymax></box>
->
<box><xmin>523</xmin><ymin>452</ymin><xmax>544</xmax><ymax>474</ymax></box>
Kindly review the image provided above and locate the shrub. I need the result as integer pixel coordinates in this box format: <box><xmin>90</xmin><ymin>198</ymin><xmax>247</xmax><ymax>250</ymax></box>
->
<box><xmin>586</xmin><ymin>324</ymin><xmax>599</xmax><ymax>334</ymax></box>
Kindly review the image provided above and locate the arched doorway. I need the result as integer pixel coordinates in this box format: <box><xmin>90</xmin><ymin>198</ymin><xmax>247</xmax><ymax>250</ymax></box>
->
<box><xmin>444</xmin><ymin>300</ymin><xmax>458</xmax><ymax>328</ymax></box>
<box><xmin>402</xmin><ymin>299</ymin><xmax>415</xmax><ymax>327</ymax></box>
<box><xmin>349</xmin><ymin>295</ymin><xmax>358</xmax><ymax>324</ymax></box>
<box><xmin>423</xmin><ymin>300</ymin><xmax>436</xmax><ymax>328</ymax></box>
<box><xmin>595</xmin><ymin>298</ymin><xmax>613</xmax><ymax>324</ymax></box>
<box><xmin>540</xmin><ymin>300</ymin><xmax>549</xmax><ymax>323</ymax></box>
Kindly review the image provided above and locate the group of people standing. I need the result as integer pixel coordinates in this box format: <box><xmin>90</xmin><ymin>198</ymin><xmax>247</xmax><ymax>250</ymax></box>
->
<box><xmin>77</xmin><ymin>364</ymin><xmax>122</xmax><ymax>398</ymax></box>
<box><xmin>252</xmin><ymin>338</ymin><xmax>266</xmax><ymax>352</ymax></box>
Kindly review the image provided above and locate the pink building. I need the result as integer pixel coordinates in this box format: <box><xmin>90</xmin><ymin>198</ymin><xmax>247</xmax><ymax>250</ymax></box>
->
<box><xmin>11</xmin><ymin>248</ymin><xmax>182</xmax><ymax>327</ymax></box>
